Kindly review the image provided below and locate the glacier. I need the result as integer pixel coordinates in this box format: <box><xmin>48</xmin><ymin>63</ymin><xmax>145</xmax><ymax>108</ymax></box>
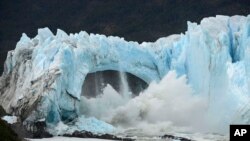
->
<box><xmin>0</xmin><ymin>15</ymin><xmax>250</xmax><ymax>137</ymax></box>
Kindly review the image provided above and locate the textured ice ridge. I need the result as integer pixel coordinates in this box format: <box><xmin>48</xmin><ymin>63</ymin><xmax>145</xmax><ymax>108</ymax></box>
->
<box><xmin>0</xmin><ymin>15</ymin><xmax>250</xmax><ymax>133</ymax></box>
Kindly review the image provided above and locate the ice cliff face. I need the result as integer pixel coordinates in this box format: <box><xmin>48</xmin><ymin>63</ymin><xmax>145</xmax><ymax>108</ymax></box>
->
<box><xmin>0</xmin><ymin>15</ymin><xmax>250</xmax><ymax>133</ymax></box>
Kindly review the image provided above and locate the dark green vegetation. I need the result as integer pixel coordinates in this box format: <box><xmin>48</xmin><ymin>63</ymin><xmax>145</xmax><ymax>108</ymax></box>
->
<box><xmin>0</xmin><ymin>106</ymin><xmax>22</xmax><ymax>141</ymax></box>
<box><xmin>0</xmin><ymin>0</ymin><xmax>249</xmax><ymax>73</ymax></box>
<box><xmin>0</xmin><ymin>119</ymin><xmax>22</xmax><ymax>141</ymax></box>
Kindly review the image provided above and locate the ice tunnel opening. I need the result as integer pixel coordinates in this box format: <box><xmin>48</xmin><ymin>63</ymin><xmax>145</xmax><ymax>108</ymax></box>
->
<box><xmin>81</xmin><ymin>70</ymin><xmax>148</xmax><ymax>98</ymax></box>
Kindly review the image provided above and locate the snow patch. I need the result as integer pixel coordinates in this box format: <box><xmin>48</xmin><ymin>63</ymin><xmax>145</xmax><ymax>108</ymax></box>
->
<box><xmin>1</xmin><ymin>116</ymin><xmax>18</xmax><ymax>124</ymax></box>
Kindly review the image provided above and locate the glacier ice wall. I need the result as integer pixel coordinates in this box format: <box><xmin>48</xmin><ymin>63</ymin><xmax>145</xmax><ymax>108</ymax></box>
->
<box><xmin>0</xmin><ymin>15</ymin><xmax>250</xmax><ymax>133</ymax></box>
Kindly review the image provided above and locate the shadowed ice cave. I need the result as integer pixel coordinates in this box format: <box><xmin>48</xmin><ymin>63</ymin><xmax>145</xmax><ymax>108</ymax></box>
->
<box><xmin>82</xmin><ymin>70</ymin><xmax>148</xmax><ymax>98</ymax></box>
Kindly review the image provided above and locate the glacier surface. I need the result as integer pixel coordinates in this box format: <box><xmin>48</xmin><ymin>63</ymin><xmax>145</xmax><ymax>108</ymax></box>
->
<box><xmin>0</xmin><ymin>15</ymin><xmax>250</xmax><ymax>135</ymax></box>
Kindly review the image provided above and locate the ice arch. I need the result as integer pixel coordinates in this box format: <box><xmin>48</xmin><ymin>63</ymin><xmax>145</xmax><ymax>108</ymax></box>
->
<box><xmin>57</xmin><ymin>28</ymin><xmax>167</xmax><ymax>100</ymax></box>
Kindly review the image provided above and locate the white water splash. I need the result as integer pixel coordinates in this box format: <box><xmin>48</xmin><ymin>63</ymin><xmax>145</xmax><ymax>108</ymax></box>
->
<box><xmin>79</xmin><ymin>71</ymin><xmax>248</xmax><ymax>140</ymax></box>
